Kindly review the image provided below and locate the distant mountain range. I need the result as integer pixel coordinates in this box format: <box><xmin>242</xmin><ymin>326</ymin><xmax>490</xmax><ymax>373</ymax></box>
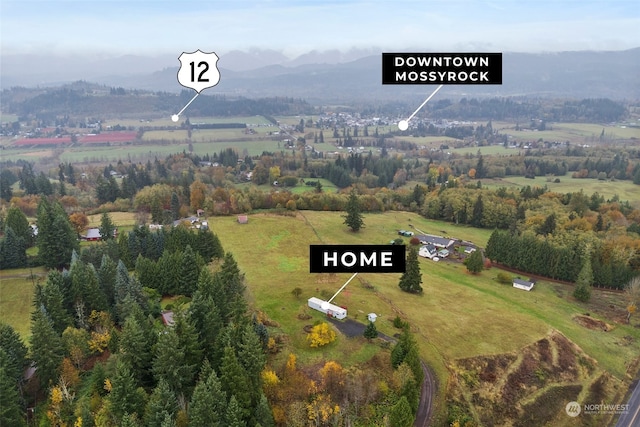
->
<box><xmin>2</xmin><ymin>48</ymin><xmax>639</xmax><ymax>102</ymax></box>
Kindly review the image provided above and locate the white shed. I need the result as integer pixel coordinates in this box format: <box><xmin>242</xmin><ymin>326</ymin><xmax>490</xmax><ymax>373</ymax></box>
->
<box><xmin>513</xmin><ymin>278</ymin><xmax>535</xmax><ymax>291</ymax></box>
<box><xmin>367</xmin><ymin>313</ymin><xmax>378</xmax><ymax>323</ymax></box>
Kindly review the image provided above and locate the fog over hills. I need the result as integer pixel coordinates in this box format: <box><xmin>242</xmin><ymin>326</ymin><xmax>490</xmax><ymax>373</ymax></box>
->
<box><xmin>2</xmin><ymin>48</ymin><xmax>638</xmax><ymax>102</ymax></box>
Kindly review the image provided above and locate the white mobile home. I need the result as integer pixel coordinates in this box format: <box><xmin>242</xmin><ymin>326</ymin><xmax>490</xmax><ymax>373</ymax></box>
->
<box><xmin>308</xmin><ymin>297</ymin><xmax>347</xmax><ymax>320</ymax></box>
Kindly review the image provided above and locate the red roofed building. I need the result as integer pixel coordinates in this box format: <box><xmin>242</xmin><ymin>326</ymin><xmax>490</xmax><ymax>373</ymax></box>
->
<box><xmin>79</xmin><ymin>131</ymin><xmax>137</xmax><ymax>145</ymax></box>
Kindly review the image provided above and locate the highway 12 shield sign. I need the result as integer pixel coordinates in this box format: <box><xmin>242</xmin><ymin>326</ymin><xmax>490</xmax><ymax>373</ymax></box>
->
<box><xmin>177</xmin><ymin>50</ymin><xmax>220</xmax><ymax>93</ymax></box>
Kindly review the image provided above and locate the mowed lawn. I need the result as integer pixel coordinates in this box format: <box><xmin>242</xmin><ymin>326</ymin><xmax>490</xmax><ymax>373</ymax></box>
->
<box><xmin>209</xmin><ymin>211</ymin><xmax>640</xmax><ymax>383</ymax></box>
<box><xmin>0</xmin><ymin>267</ymin><xmax>47</xmax><ymax>339</ymax></box>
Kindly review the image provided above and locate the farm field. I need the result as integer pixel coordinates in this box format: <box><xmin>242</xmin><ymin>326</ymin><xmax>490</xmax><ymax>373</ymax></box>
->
<box><xmin>0</xmin><ymin>267</ymin><xmax>47</xmax><ymax>338</ymax></box>
<box><xmin>205</xmin><ymin>210</ymin><xmax>640</xmax><ymax>422</ymax></box>
<box><xmin>482</xmin><ymin>173</ymin><xmax>640</xmax><ymax>207</ymax></box>
<box><xmin>236</xmin><ymin>178</ymin><xmax>340</xmax><ymax>194</ymax></box>
<box><xmin>103</xmin><ymin>115</ymin><xmax>275</xmax><ymax>129</ymax></box>
<box><xmin>492</xmin><ymin>121</ymin><xmax>640</xmax><ymax>143</ymax></box>
<box><xmin>2</xmin><ymin>209</ymin><xmax>638</xmax><ymax>424</ymax></box>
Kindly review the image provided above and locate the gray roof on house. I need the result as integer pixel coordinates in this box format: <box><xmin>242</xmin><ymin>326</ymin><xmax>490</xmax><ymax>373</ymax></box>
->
<box><xmin>513</xmin><ymin>278</ymin><xmax>534</xmax><ymax>287</ymax></box>
<box><xmin>417</xmin><ymin>234</ymin><xmax>455</xmax><ymax>247</ymax></box>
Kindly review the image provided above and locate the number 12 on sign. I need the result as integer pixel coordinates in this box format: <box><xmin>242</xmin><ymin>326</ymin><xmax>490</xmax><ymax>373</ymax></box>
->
<box><xmin>177</xmin><ymin>50</ymin><xmax>220</xmax><ymax>93</ymax></box>
<box><xmin>172</xmin><ymin>50</ymin><xmax>222</xmax><ymax>122</ymax></box>
<box><xmin>190</xmin><ymin>61</ymin><xmax>210</xmax><ymax>83</ymax></box>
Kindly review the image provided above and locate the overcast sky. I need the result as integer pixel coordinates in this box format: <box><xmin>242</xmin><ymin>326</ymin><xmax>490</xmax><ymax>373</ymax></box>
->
<box><xmin>2</xmin><ymin>0</ymin><xmax>639</xmax><ymax>59</ymax></box>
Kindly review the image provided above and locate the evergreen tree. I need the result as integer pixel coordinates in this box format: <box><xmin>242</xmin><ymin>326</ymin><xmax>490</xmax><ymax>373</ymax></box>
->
<box><xmin>98</xmin><ymin>254</ymin><xmax>117</xmax><ymax>309</ymax></box>
<box><xmin>110</xmin><ymin>360</ymin><xmax>145</xmax><ymax>422</ymax></box>
<box><xmin>475</xmin><ymin>155</ymin><xmax>485</xmax><ymax>179</ymax></box>
<box><xmin>573</xmin><ymin>253</ymin><xmax>593</xmax><ymax>302</ymax></box>
<box><xmin>119</xmin><ymin>413</ymin><xmax>141</xmax><ymax>427</ymax></box>
<box><xmin>0</xmin><ymin>227</ymin><xmax>27</xmax><ymax>269</ymax></box>
<box><xmin>471</xmin><ymin>194</ymin><xmax>484</xmax><ymax>227</ymax></box>
<box><xmin>153</xmin><ymin>327</ymin><xmax>192</xmax><ymax>396</ymax></box>
<box><xmin>177</xmin><ymin>245</ymin><xmax>200</xmax><ymax>296</ymax></box>
<box><xmin>119</xmin><ymin>306</ymin><xmax>155</xmax><ymax>386</ymax></box>
<box><xmin>114</xmin><ymin>260</ymin><xmax>147</xmax><ymax>322</ymax></box>
<box><xmin>194</xmin><ymin>228</ymin><xmax>224</xmax><ymax>263</ymax></box>
<box><xmin>343</xmin><ymin>188</ymin><xmax>364</xmax><ymax>232</ymax></box>
<box><xmin>5</xmin><ymin>206</ymin><xmax>33</xmax><ymax>247</ymax></box>
<box><xmin>19</xmin><ymin>162</ymin><xmax>37</xmax><ymax>195</ymax></box>
<box><xmin>363</xmin><ymin>321</ymin><xmax>378</xmax><ymax>341</ymax></box>
<box><xmin>36</xmin><ymin>198</ymin><xmax>78</xmax><ymax>269</ymax></box>
<box><xmin>214</xmin><ymin>253</ymin><xmax>247</xmax><ymax>324</ymax></box>
<box><xmin>33</xmin><ymin>277</ymin><xmax>72</xmax><ymax>334</ymax></box>
<box><xmin>224</xmin><ymin>395</ymin><xmax>247</xmax><ymax>427</ymax></box>
<box><xmin>0</xmin><ymin>323</ymin><xmax>28</xmax><ymax>383</ymax></box>
<box><xmin>464</xmin><ymin>250</ymin><xmax>484</xmax><ymax>274</ymax></box>
<box><xmin>389</xmin><ymin>396</ymin><xmax>415</xmax><ymax>427</ymax></box>
<box><xmin>173</xmin><ymin>312</ymin><xmax>203</xmax><ymax>386</ymax></box>
<box><xmin>99</xmin><ymin>212</ymin><xmax>116</xmax><ymax>241</ymax></box>
<box><xmin>190</xmin><ymin>272</ymin><xmax>224</xmax><ymax>365</ymax></box>
<box><xmin>188</xmin><ymin>370</ymin><xmax>226</xmax><ymax>427</ymax></box>
<box><xmin>29</xmin><ymin>308</ymin><xmax>64</xmax><ymax>388</ymax></box>
<box><xmin>237</xmin><ymin>322</ymin><xmax>266</xmax><ymax>413</ymax></box>
<box><xmin>144</xmin><ymin>379</ymin><xmax>178</xmax><ymax>427</ymax></box>
<box><xmin>70</xmin><ymin>259</ymin><xmax>108</xmax><ymax>316</ymax></box>
<box><xmin>537</xmin><ymin>213</ymin><xmax>557</xmax><ymax>236</ymax></box>
<box><xmin>0</xmin><ymin>169</ymin><xmax>15</xmax><ymax>201</ymax></box>
<box><xmin>160</xmin><ymin>412</ymin><xmax>177</xmax><ymax>427</ymax></box>
<box><xmin>220</xmin><ymin>346</ymin><xmax>252</xmax><ymax>422</ymax></box>
<box><xmin>398</xmin><ymin>246</ymin><xmax>422</xmax><ymax>293</ymax></box>
<box><xmin>0</xmin><ymin>363</ymin><xmax>25</xmax><ymax>426</ymax></box>
<box><xmin>253</xmin><ymin>393</ymin><xmax>275</xmax><ymax>427</ymax></box>
<box><xmin>170</xmin><ymin>192</ymin><xmax>181</xmax><ymax>221</ymax></box>
<box><xmin>595</xmin><ymin>213</ymin><xmax>604</xmax><ymax>232</ymax></box>
<box><xmin>157</xmin><ymin>251</ymin><xmax>181</xmax><ymax>295</ymax></box>
<box><xmin>391</xmin><ymin>326</ymin><xmax>419</xmax><ymax>370</ymax></box>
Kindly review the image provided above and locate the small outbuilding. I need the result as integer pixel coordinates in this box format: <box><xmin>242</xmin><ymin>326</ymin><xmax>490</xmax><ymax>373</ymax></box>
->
<box><xmin>237</xmin><ymin>215</ymin><xmax>248</xmax><ymax>224</ymax></box>
<box><xmin>513</xmin><ymin>278</ymin><xmax>535</xmax><ymax>291</ymax></box>
<box><xmin>82</xmin><ymin>228</ymin><xmax>102</xmax><ymax>241</ymax></box>
<box><xmin>367</xmin><ymin>313</ymin><xmax>378</xmax><ymax>323</ymax></box>
<box><xmin>161</xmin><ymin>311</ymin><xmax>175</xmax><ymax>326</ymax></box>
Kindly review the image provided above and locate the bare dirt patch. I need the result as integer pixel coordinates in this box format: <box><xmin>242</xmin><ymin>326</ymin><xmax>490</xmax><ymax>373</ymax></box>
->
<box><xmin>573</xmin><ymin>314</ymin><xmax>614</xmax><ymax>331</ymax></box>
<box><xmin>448</xmin><ymin>330</ymin><xmax>604</xmax><ymax>426</ymax></box>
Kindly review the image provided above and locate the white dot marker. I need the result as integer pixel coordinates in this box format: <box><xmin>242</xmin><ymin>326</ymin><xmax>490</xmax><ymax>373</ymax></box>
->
<box><xmin>398</xmin><ymin>120</ymin><xmax>409</xmax><ymax>131</ymax></box>
<box><xmin>171</xmin><ymin>114</ymin><xmax>180</xmax><ymax>123</ymax></box>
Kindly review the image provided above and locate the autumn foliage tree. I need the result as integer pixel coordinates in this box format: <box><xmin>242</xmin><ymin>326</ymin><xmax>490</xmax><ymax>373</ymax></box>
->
<box><xmin>307</xmin><ymin>322</ymin><xmax>337</xmax><ymax>348</ymax></box>
<box><xmin>69</xmin><ymin>212</ymin><xmax>89</xmax><ymax>235</ymax></box>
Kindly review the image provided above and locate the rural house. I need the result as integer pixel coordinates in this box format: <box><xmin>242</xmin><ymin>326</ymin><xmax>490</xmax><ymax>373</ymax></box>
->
<box><xmin>417</xmin><ymin>234</ymin><xmax>456</xmax><ymax>249</ymax></box>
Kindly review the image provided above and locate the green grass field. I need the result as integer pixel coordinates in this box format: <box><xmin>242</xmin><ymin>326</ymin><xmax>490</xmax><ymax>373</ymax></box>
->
<box><xmin>493</xmin><ymin>121</ymin><xmax>640</xmax><ymax>143</ymax></box>
<box><xmin>1</xmin><ymin>113</ymin><xmax>18</xmax><ymax>124</ymax></box>
<box><xmin>2</xmin><ymin>209</ymin><xmax>638</xmax><ymax>422</ymax></box>
<box><xmin>103</xmin><ymin>115</ymin><xmax>274</xmax><ymax>129</ymax></box>
<box><xmin>0</xmin><ymin>267</ymin><xmax>47</xmax><ymax>338</ymax></box>
<box><xmin>482</xmin><ymin>173</ymin><xmax>640</xmax><ymax>207</ymax></box>
<box><xmin>206</xmin><ymin>210</ymin><xmax>640</xmax><ymax>409</ymax></box>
